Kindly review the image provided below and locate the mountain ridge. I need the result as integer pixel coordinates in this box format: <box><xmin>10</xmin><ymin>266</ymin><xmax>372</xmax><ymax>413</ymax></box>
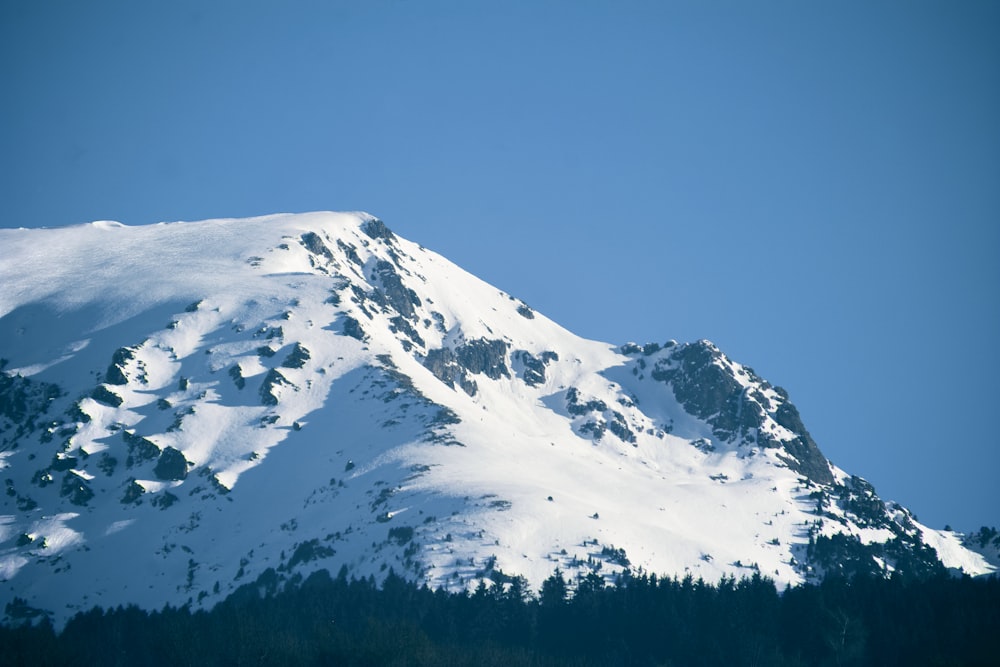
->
<box><xmin>0</xmin><ymin>211</ymin><xmax>993</xmax><ymax>626</ymax></box>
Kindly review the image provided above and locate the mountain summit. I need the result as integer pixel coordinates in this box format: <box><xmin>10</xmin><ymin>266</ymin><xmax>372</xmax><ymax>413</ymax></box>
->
<box><xmin>0</xmin><ymin>212</ymin><xmax>992</xmax><ymax>625</ymax></box>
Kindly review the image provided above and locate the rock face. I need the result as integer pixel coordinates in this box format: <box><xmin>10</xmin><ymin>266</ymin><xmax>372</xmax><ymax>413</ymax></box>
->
<box><xmin>423</xmin><ymin>339</ymin><xmax>510</xmax><ymax>396</ymax></box>
<box><xmin>0</xmin><ymin>369</ymin><xmax>62</xmax><ymax>448</ymax></box>
<box><xmin>154</xmin><ymin>447</ymin><xmax>190</xmax><ymax>481</ymax></box>
<box><xmin>0</xmin><ymin>211</ymin><xmax>993</xmax><ymax>627</ymax></box>
<box><xmin>646</xmin><ymin>341</ymin><xmax>833</xmax><ymax>485</ymax></box>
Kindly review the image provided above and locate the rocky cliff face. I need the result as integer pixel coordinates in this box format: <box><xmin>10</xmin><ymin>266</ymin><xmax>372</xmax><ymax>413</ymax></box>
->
<box><xmin>641</xmin><ymin>340</ymin><xmax>833</xmax><ymax>484</ymax></box>
<box><xmin>0</xmin><ymin>212</ymin><xmax>993</xmax><ymax>626</ymax></box>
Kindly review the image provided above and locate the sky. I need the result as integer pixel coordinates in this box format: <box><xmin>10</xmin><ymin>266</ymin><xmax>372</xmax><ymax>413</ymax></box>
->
<box><xmin>1</xmin><ymin>0</ymin><xmax>998</xmax><ymax>531</ymax></box>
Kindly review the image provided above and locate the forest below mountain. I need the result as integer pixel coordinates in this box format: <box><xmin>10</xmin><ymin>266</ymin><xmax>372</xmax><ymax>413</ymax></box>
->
<box><xmin>1</xmin><ymin>566</ymin><xmax>997</xmax><ymax>666</ymax></box>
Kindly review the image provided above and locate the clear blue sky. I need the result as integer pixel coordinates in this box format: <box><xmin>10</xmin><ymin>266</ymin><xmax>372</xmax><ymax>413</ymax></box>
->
<box><xmin>2</xmin><ymin>1</ymin><xmax>998</xmax><ymax>530</ymax></box>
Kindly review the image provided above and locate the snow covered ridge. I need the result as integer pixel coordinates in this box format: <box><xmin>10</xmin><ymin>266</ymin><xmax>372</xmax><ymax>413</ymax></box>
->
<box><xmin>0</xmin><ymin>212</ymin><xmax>993</xmax><ymax>626</ymax></box>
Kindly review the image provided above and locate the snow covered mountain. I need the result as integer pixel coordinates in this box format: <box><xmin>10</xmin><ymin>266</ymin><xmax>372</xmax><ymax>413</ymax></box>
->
<box><xmin>0</xmin><ymin>212</ymin><xmax>993</xmax><ymax>625</ymax></box>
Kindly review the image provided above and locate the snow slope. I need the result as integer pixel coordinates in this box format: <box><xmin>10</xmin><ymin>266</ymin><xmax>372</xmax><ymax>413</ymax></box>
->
<box><xmin>0</xmin><ymin>212</ymin><xmax>992</xmax><ymax>625</ymax></box>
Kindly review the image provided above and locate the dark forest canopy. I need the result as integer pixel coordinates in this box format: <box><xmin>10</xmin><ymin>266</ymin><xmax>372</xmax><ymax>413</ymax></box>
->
<box><xmin>1</xmin><ymin>567</ymin><xmax>998</xmax><ymax>666</ymax></box>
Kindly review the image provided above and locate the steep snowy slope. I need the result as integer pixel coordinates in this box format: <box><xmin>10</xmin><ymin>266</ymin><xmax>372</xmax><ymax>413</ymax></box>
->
<box><xmin>0</xmin><ymin>212</ymin><xmax>993</xmax><ymax>625</ymax></box>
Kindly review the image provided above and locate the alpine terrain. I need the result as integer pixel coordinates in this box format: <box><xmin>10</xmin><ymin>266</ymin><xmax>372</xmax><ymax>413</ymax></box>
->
<box><xmin>0</xmin><ymin>212</ymin><xmax>993</xmax><ymax>625</ymax></box>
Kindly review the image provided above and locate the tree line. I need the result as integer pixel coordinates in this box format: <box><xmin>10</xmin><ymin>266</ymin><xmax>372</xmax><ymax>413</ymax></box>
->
<box><xmin>1</xmin><ymin>566</ymin><xmax>997</xmax><ymax>666</ymax></box>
